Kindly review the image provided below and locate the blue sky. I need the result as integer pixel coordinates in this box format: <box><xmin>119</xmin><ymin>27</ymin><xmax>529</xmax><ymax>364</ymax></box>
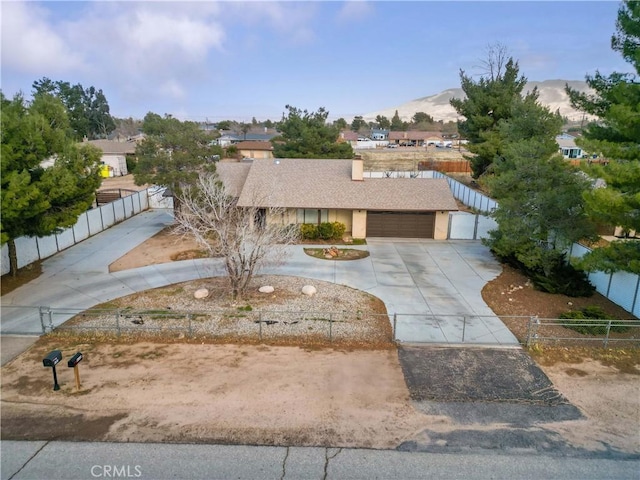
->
<box><xmin>1</xmin><ymin>1</ymin><xmax>631</xmax><ymax>122</ymax></box>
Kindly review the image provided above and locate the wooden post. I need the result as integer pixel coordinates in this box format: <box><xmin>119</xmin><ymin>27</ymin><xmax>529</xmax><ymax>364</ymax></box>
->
<box><xmin>73</xmin><ymin>365</ymin><xmax>81</xmax><ymax>390</ymax></box>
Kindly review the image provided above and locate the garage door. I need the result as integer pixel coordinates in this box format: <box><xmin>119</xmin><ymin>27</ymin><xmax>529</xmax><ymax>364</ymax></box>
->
<box><xmin>366</xmin><ymin>211</ymin><xmax>435</xmax><ymax>238</ymax></box>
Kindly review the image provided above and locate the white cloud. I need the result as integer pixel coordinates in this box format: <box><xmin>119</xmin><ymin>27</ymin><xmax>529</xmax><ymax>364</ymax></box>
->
<box><xmin>1</xmin><ymin>1</ymin><xmax>84</xmax><ymax>74</ymax></box>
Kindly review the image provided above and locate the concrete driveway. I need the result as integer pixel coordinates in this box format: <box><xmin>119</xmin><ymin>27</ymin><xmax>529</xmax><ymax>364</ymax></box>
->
<box><xmin>1</xmin><ymin>210</ymin><xmax>518</xmax><ymax>346</ymax></box>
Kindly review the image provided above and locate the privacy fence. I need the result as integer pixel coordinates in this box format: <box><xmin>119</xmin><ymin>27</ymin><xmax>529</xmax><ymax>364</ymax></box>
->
<box><xmin>1</xmin><ymin>189</ymin><xmax>151</xmax><ymax>276</ymax></box>
<box><xmin>434</xmin><ymin>171</ymin><xmax>640</xmax><ymax>318</ymax></box>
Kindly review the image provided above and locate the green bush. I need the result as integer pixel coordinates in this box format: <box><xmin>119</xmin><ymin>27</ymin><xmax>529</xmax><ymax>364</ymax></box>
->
<box><xmin>498</xmin><ymin>253</ymin><xmax>594</xmax><ymax>297</ymax></box>
<box><xmin>559</xmin><ymin>306</ymin><xmax>629</xmax><ymax>335</ymax></box>
<box><xmin>317</xmin><ymin>222</ymin><xmax>335</xmax><ymax>240</ymax></box>
<box><xmin>331</xmin><ymin>221</ymin><xmax>346</xmax><ymax>239</ymax></box>
<box><xmin>300</xmin><ymin>222</ymin><xmax>347</xmax><ymax>240</ymax></box>
<box><xmin>300</xmin><ymin>224</ymin><xmax>318</xmax><ymax>240</ymax></box>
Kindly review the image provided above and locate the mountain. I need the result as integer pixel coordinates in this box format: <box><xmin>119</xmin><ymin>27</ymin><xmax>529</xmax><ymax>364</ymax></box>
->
<box><xmin>362</xmin><ymin>80</ymin><xmax>593</xmax><ymax>123</ymax></box>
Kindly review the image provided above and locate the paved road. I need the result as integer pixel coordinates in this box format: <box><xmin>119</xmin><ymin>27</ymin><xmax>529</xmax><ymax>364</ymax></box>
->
<box><xmin>3</xmin><ymin>441</ymin><xmax>639</xmax><ymax>480</ymax></box>
<box><xmin>1</xmin><ymin>209</ymin><xmax>517</xmax><ymax>345</ymax></box>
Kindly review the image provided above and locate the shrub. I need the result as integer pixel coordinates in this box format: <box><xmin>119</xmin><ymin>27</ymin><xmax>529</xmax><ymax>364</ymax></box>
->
<box><xmin>317</xmin><ymin>222</ymin><xmax>335</xmax><ymax>240</ymax></box>
<box><xmin>559</xmin><ymin>306</ymin><xmax>629</xmax><ymax>335</ymax></box>
<box><xmin>331</xmin><ymin>221</ymin><xmax>346</xmax><ymax>239</ymax></box>
<box><xmin>497</xmin><ymin>252</ymin><xmax>594</xmax><ymax>297</ymax></box>
<box><xmin>300</xmin><ymin>224</ymin><xmax>318</xmax><ymax>240</ymax></box>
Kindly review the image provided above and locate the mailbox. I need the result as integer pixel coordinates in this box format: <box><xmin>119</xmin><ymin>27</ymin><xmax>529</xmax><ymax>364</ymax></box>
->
<box><xmin>43</xmin><ymin>350</ymin><xmax>62</xmax><ymax>367</ymax></box>
<box><xmin>68</xmin><ymin>352</ymin><xmax>83</xmax><ymax>368</ymax></box>
<box><xmin>43</xmin><ymin>350</ymin><xmax>62</xmax><ymax>391</ymax></box>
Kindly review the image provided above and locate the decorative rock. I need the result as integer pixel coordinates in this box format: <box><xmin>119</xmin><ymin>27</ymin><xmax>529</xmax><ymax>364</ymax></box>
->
<box><xmin>259</xmin><ymin>286</ymin><xmax>275</xmax><ymax>293</ymax></box>
<box><xmin>301</xmin><ymin>285</ymin><xmax>317</xmax><ymax>296</ymax></box>
<box><xmin>194</xmin><ymin>288</ymin><xmax>209</xmax><ymax>299</ymax></box>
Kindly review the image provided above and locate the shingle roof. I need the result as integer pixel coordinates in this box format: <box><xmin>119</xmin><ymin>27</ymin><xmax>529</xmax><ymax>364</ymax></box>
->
<box><xmin>84</xmin><ymin>139</ymin><xmax>137</xmax><ymax>154</ymax></box>
<box><xmin>231</xmin><ymin>159</ymin><xmax>458</xmax><ymax>211</ymax></box>
<box><xmin>215</xmin><ymin>162</ymin><xmax>252</xmax><ymax>197</ymax></box>
<box><xmin>235</xmin><ymin>141</ymin><xmax>274</xmax><ymax>151</ymax></box>
<box><xmin>388</xmin><ymin>131</ymin><xmax>443</xmax><ymax>141</ymax></box>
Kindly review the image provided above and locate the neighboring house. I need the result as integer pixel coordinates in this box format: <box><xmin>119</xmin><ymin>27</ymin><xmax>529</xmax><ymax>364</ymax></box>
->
<box><xmin>388</xmin><ymin>130</ymin><xmax>443</xmax><ymax>146</ymax></box>
<box><xmin>84</xmin><ymin>139</ymin><xmax>135</xmax><ymax>176</ymax></box>
<box><xmin>370</xmin><ymin>129</ymin><xmax>389</xmax><ymax>140</ymax></box>
<box><xmin>556</xmin><ymin>134</ymin><xmax>584</xmax><ymax>159</ymax></box>
<box><xmin>217</xmin><ymin>130</ymin><xmax>278</xmax><ymax>147</ymax></box>
<box><xmin>339</xmin><ymin>130</ymin><xmax>359</xmax><ymax>148</ymax></box>
<box><xmin>216</xmin><ymin>158</ymin><xmax>458</xmax><ymax>239</ymax></box>
<box><xmin>235</xmin><ymin>141</ymin><xmax>274</xmax><ymax>160</ymax></box>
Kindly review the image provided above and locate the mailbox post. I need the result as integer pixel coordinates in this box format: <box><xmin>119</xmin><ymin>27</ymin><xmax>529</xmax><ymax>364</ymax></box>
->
<box><xmin>67</xmin><ymin>352</ymin><xmax>83</xmax><ymax>390</ymax></box>
<box><xmin>43</xmin><ymin>350</ymin><xmax>62</xmax><ymax>391</ymax></box>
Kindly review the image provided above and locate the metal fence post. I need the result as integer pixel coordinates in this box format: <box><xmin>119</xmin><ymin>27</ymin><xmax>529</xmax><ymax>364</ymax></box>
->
<box><xmin>526</xmin><ymin>316</ymin><xmax>539</xmax><ymax>347</ymax></box>
<box><xmin>329</xmin><ymin>313</ymin><xmax>333</xmax><ymax>343</ymax></box>
<box><xmin>116</xmin><ymin>309</ymin><xmax>121</xmax><ymax>337</ymax></box>
<box><xmin>47</xmin><ymin>308</ymin><xmax>54</xmax><ymax>332</ymax></box>
<box><xmin>188</xmin><ymin>314</ymin><xmax>193</xmax><ymax>338</ymax></box>
<box><xmin>259</xmin><ymin>312</ymin><xmax>262</xmax><ymax>341</ymax></box>
<box><xmin>393</xmin><ymin>313</ymin><xmax>398</xmax><ymax>341</ymax></box>
<box><xmin>604</xmin><ymin>320</ymin><xmax>612</xmax><ymax>348</ymax></box>
<box><xmin>38</xmin><ymin>306</ymin><xmax>48</xmax><ymax>334</ymax></box>
<box><xmin>462</xmin><ymin>316</ymin><xmax>466</xmax><ymax>343</ymax></box>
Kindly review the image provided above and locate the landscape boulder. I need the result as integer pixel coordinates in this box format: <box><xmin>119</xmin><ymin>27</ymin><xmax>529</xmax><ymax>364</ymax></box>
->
<box><xmin>194</xmin><ymin>288</ymin><xmax>209</xmax><ymax>299</ymax></box>
<box><xmin>301</xmin><ymin>285</ymin><xmax>317</xmax><ymax>296</ymax></box>
<box><xmin>259</xmin><ymin>286</ymin><xmax>275</xmax><ymax>293</ymax></box>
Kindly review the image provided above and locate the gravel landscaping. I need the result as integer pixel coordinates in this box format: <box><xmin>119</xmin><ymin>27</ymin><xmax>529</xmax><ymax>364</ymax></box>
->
<box><xmin>60</xmin><ymin>275</ymin><xmax>392</xmax><ymax>347</ymax></box>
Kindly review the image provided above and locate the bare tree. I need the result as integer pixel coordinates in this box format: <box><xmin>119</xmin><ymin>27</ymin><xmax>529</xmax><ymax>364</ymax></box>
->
<box><xmin>475</xmin><ymin>42</ymin><xmax>509</xmax><ymax>81</ymax></box>
<box><xmin>174</xmin><ymin>173</ymin><xmax>300</xmax><ymax>299</ymax></box>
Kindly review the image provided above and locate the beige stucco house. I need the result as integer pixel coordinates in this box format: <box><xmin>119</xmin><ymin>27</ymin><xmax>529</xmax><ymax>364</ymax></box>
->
<box><xmin>235</xmin><ymin>141</ymin><xmax>274</xmax><ymax>159</ymax></box>
<box><xmin>216</xmin><ymin>158</ymin><xmax>458</xmax><ymax>239</ymax></box>
<box><xmin>84</xmin><ymin>139</ymin><xmax>136</xmax><ymax>176</ymax></box>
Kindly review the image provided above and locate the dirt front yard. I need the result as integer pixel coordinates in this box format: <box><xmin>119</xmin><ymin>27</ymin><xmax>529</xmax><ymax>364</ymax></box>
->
<box><xmin>1</xmin><ymin>339</ymin><xmax>429</xmax><ymax>449</ymax></box>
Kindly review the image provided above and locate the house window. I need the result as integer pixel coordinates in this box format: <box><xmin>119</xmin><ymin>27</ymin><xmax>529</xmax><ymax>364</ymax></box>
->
<box><xmin>296</xmin><ymin>209</ymin><xmax>328</xmax><ymax>224</ymax></box>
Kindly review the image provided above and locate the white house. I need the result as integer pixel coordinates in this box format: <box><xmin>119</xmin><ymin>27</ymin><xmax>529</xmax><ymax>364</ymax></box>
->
<box><xmin>85</xmin><ymin>139</ymin><xmax>135</xmax><ymax>176</ymax></box>
<box><xmin>556</xmin><ymin>134</ymin><xmax>584</xmax><ymax>159</ymax></box>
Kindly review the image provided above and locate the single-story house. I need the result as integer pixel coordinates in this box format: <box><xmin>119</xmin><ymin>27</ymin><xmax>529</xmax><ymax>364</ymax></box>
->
<box><xmin>84</xmin><ymin>139</ymin><xmax>135</xmax><ymax>176</ymax></box>
<box><xmin>339</xmin><ymin>130</ymin><xmax>359</xmax><ymax>148</ymax></box>
<box><xmin>235</xmin><ymin>141</ymin><xmax>274</xmax><ymax>160</ymax></box>
<box><xmin>556</xmin><ymin>134</ymin><xmax>584</xmax><ymax>159</ymax></box>
<box><xmin>388</xmin><ymin>131</ymin><xmax>443</xmax><ymax>146</ymax></box>
<box><xmin>216</xmin><ymin>158</ymin><xmax>458</xmax><ymax>239</ymax></box>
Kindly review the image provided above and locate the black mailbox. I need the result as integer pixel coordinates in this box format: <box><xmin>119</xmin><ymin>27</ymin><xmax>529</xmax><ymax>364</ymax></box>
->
<box><xmin>68</xmin><ymin>352</ymin><xmax>83</xmax><ymax>368</ymax></box>
<box><xmin>43</xmin><ymin>350</ymin><xmax>62</xmax><ymax>367</ymax></box>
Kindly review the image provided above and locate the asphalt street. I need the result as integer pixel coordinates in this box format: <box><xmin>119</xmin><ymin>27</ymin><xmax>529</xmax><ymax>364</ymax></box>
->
<box><xmin>2</xmin><ymin>441</ymin><xmax>639</xmax><ymax>480</ymax></box>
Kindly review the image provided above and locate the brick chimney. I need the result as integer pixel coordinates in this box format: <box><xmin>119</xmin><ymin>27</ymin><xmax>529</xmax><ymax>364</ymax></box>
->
<box><xmin>352</xmin><ymin>159</ymin><xmax>364</xmax><ymax>181</ymax></box>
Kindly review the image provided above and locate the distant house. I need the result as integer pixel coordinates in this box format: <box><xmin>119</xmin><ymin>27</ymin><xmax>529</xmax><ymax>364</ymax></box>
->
<box><xmin>388</xmin><ymin>130</ymin><xmax>442</xmax><ymax>146</ymax></box>
<box><xmin>556</xmin><ymin>134</ymin><xmax>584</xmax><ymax>159</ymax></box>
<box><xmin>339</xmin><ymin>130</ymin><xmax>359</xmax><ymax>148</ymax></box>
<box><xmin>216</xmin><ymin>158</ymin><xmax>458</xmax><ymax>239</ymax></box>
<box><xmin>235</xmin><ymin>141</ymin><xmax>274</xmax><ymax>160</ymax></box>
<box><xmin>370</xmin><ymin>129</ymin><xmax>389</xmax><ymax>140</ymax></box>
<box><xmin>84</xmin><ymin>139</ymin><xmax>136</xmax><ymax>176</ymax></box>
<box><xmin>217</xmin><ymin>129</ymin><xmax>278</xmax><ymax>147</ymax></box>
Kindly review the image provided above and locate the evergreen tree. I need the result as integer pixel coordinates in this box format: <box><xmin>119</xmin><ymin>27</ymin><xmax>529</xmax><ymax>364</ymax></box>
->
<box><xmin>272</xmin><ymin>105</ymin><xmax>353</xmax><ymax>159</ymax></box>
<box><xmin>484</xmin><ymin>94</ymin><xmax>597</xmax><ymax>294</ymax></box>
<box><xmin>32</xmin><ymin>77</ymin><xmax>116</xmax><ymax>140</ymax></box>
<box><xmin>390</xmin><ymin>110</ymin><xmax>407</xmax><ymax>131</ymax></box>
<box><xmin>1</xmin><ymin>92</ymin><xmax>102</xmax><ymax>276</ymax></box>
<box><xmin>375</xmin><ymin>115</ymin><xmax>391</xmax><ymax>129</ymax></box>
<box><xmin>134</xmin><ymin>113</ymin><xmax>222</xmax><ymax>204</ymax></box>
<box><xmin>450</xmin><ymin>45</ymin><xmax>528</xmax><ymax>178</ymax></box>
<box><xmin>567</xmin><ymin>0</ymin><xmax>640</xmax><ymax>274</ymax></box>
